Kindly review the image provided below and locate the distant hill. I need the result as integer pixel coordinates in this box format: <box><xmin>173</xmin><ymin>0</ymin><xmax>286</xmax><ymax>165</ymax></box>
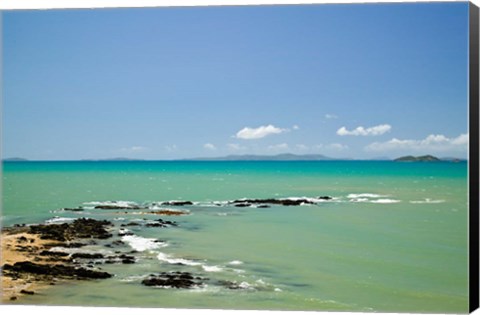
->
<box><xmin>3</xmin><ymin>157</ymin><xmax>28</xmax><ymax>161</ymax></box>
<box><xmin>394</xmin><ymin>155</ymin><xmax>440</xmax><ymax>162</ymax></box>
<box><xmin>187</xmin><ymin>153</ymin><xmax>332</xmax><ymax>161</ymax></box>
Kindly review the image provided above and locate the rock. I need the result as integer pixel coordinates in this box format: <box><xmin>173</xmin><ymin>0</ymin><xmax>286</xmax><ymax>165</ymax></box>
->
<box><xmin>94</xmin><ymin>205</ymin><xmax>140</xmax><ymax>210</ymax></box>
<box><xmin>147</xmin><ymin>210</ymin><xmax>189</xmax><ymax>216</ymax></box>
<box><xmin>317</xmin><ymin>196</ymin><xmax>332</xmax><ymax>200</ymax></box>
<box><xmin>231</xmin><ymin>198</ymin><xmax>315</xmax><ymax>206</ymax></box>
<box><xmin>120</xmin><ymin>222</ymin><xmax>140</xmax><ymax>227</ymax></box>
<box><xmin>10</xmin><ymin>296</ymin><xmax>17</xmax><ymax>301</ymax></box>
<box><xmin>145</xmin><ymin>219</ymin><xmax>177</xmax><ymax>228</ymax></box>
<box><xmin>71</xmin><ymin>253</ymin><xmax>105</xmax><ymax>259</ymax></box>
<box><xmin>39</xmin><ymin>250</ymin><xmax>69</xmax><ymax>257</ymax></box>
<box><xmin>142</xmin><ymin>272</ymin><xmax>203</xmax><ymax>289</ymax></box>
<box><xmin>218</xmin><ymin>280</ymin><xmax>245</xmax><ymax>290</ymax></box>
<box><xmin>29</xmin><ymin>218</ymin><xmax>113</xmax><ymax>241</ymax></box>
<box><xmin>17</xmin><ymin>236</ymin><xmax>28</xmax><ymax>243</ymax></box>
<box><xmin>160</xmin><ymin>201</ymin><xmax>193</xmax><ymax>206</ymax></box>
<box><xmin>3</xmin><ymin>261</ymin><xmax>112</xmax><ymax>279</ymax></box>
<box><xmin>234</xmin><ymin>203</ymin><xmax>251</xmax><ymax>207</ymax></box>
<box><xmin>20</xmin><ymin>289</ymin><xmax>35</xmax><ymax>295</ymax></box>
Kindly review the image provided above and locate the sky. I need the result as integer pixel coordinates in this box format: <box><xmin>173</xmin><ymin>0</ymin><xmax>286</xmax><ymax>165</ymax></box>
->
<box><xmin>2</xmin><ymin>2</ymin><xmax>470</xmax><ymax>160</ymax></box>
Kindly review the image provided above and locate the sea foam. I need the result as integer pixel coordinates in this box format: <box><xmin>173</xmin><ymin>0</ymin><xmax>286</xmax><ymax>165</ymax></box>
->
<box><xmin>122</xmin><ymin>235</ymin><xmax>167</xmax><ymax>252</ymax></box>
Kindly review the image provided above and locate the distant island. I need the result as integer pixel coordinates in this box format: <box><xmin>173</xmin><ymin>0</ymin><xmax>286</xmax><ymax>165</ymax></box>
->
<box><xmin>3</xmin><ymin>157</ymin><xmax>29</xmax><ymax>161</ymax></box>
<box><xmin>2</xmin><ymin>154</ymin><xmax>466</xmax><ymax>162</ymax></box>
<box><xmin>186</xmin><ymin>153</ymin><xmax>332</xmax><ymax>161</ymax></box>
<box><xmin>394</xmin><ymin>155</ymin><xmax>442</xmax><ymax>162</ymax></box>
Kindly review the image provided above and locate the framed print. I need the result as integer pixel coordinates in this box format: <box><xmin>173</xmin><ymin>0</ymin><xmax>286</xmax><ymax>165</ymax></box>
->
<box><xmin>1</xmin><ymin>1</ymin><xmax>479</xmax><ymax>314</ymax></box>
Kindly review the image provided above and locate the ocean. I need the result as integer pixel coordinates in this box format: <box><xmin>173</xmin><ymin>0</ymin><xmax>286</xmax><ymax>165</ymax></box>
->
<box><xmin>1</xmin><ymin>160</ymin><xmax>469</xmax><ymax>313</ymax></box>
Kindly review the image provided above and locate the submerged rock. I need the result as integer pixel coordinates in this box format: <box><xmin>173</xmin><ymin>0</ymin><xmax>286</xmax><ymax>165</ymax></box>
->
<box><xmin>145</xmin><ymin>219</ymin><xmax>178</xmax><ymax>228</ymax></box>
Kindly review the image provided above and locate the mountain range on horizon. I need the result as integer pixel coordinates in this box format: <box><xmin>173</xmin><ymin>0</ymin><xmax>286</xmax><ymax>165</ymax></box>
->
<box><xmin>2</xmin><ymin>154</ymin><xmax>467</xmax><ymax>162</ymax></box>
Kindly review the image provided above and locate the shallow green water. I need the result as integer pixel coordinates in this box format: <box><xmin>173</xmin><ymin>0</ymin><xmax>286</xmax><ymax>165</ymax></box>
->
<box><xmin>1</xmin><ymin>161</ymin><xmax>469</xmax><ymax>312</ymax></box>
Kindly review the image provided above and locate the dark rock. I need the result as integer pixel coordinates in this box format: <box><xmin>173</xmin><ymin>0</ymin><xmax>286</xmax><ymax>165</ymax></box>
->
<box><xmin>118</xmin><ymin>231</ymin><xmax>134</xmax><ymax>236</ymax></box>
<box><xmin>145</xmin><ymin>223</ymin><xmax>167</xmax><ymax>228</ymax></box>
<box><xmin>218</xmin><ymin>280</ymin><xmax>245</xmax><ymax>290</ymax></box>
<box><xmin>17</xmin><ymin>236</ymin><xmax>28</xmax><ymax>243</ymax></box>
<box><xmin>317</xmin><ymin>196</ymin><xmax>332</xmax><ymax>200</ymax></box>
<box><xmin>20</xmin><ymin>289</ymin><xmax>35</xmax><ymax>295</ymax></box>
<box><xmin>71</xmin><ymin>253</ymin><xmax>105</xmax><ymax>259</ymax></box>
<box><xmin>94</xmin><ymin>205</ymin><xmax>140</xmax><ymax>210</ymax></box>
<box><xmin>145</xmin><ymin>219</ymin><xmax>177</xmax><ymax>228</ymax></box>
<box><xmin>120</xmin><ymin>222</ymin><xmax>140</xmax><ymax>227</ymax></box>
<box><xmin>160</xmin><ymin>201</ymin><xmax>193</xmax><ymax>206</ymax></box>
<box><xmin>29</xmin><ymin>218</ymin><xmax>113</xmax><ymax>241</ymax></box>
<box><xmin>142</xmin><ymin>272</ymin><xmax>204</xmax><ymax>289</ymax></box>
<box><xmin>231</xmin><ymin>198</ymin><xmax>315</xmax><ymax>206</ymax></box>
<box><xmin>256</xmin><ymin>205</ymin><xmax>270</xmax><ymax>208</ymax></box>
<box><xmin>234</xmin><ymin>203</ymin><xmax>251</xmax><ymax>207</ymax></box>
<box><xmin>40</xmin><ymin>250</ymin><xmax>69</xmax><ymax>257</ymax></box>
<box><xmin>10</xmin><ymin>296</ymin><xmax>17</xmax><ymax>300</ymax></box>
<box><xmin>3</xmin><ymin>261</ymin><xmax>112</xmax><ymax>279</ymax></box>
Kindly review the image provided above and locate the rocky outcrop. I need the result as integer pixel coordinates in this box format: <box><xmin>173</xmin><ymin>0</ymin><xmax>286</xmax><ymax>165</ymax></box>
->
<box><xmin>2</xmin><ymin>261</ymin><xmax>112</xmax><ymax>279</ymax></box>
<box><xmin>160</xmin><ymin>201</ymin><xmax>193</xmax><ymax>206</ymax></box>
<box><xmin>142</xmin><ymin>272</ymin><xmax>205</xmax><ymax>289</ymax></box>
<box><xmin>145</xmin><ymin>219</ymin><xmax>178</xmax><ymax>228</ymax></box>
<box><xmin>231</xmin><ymin>198</ymin><xmax>316</xmax><ymax>206</ymax></box>
<box><xmin>29</xmin><ymin>218</ymin><xmax>113</xmax><ymax>241</ymax></box>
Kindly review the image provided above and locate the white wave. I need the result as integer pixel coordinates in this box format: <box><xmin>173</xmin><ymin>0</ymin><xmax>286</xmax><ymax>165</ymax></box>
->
<box><xmin>119</xmin><ymin>275</ymin><xmax>147</xmax><ymax>283</ymax></box>
<box><xmin>227</xmin><ymin>260</ymin><xmax>243</xmax><ymax>266</ymax></box>
<box><xmin>410</xmin><ymin>198</ymin><xmax>445</xmax><ymax>204</ymax></box>
<box><xmin>83</xmin><ymin>200</ymin><xmax>140</xmax><ymax>208</ymax></box>
<box><xmin>156</xmin><ymin>252</ymin><xmax>202</xmax><ymax>266</ymax></box>
<box><xmin>122</xmin><ymin>235</ymin><xmax>167</xmax><ymax>252</ymax></box>
<box><xmin>370</xmin><ymin>199</ymin><xmax>401</xmax><ymax>204</ymax></box>
<box><xmin>45</xmin><ymin>217</ymin><xmax>75</xmax><ymax>224</ymax></box>
<box><xmin>202</xmin><ymin>265</ymin><xmax>223</xmax><ymax>272</ymax></box>
<box><xmin>347</xmin><ymin>193</ymin><xmax>386</xmax><ymax>199</ymax></box>
<box><xmin>349</xmin><ymin>198</ymin><xmax>369</xmax><ymax>203</ymax></box>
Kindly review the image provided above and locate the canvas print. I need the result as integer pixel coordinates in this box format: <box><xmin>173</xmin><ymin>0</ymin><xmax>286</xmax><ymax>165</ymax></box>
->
<box><xmin>1</xmin><ymin>1</ymin><xmax>476</xmax><ymax>313</ymax></box>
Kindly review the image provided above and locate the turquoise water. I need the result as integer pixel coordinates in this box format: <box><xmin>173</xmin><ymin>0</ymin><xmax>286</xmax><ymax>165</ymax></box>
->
<box><xmin>1</xmin><ymin>161</ymin><xmax>469</xmax><ymax>312</ymax></box>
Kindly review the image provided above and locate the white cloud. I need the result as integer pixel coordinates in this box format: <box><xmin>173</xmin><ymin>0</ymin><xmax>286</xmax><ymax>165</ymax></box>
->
<box><xmin>337</xmin><ymin>124</ymin><xmax>392</xmax><ymax>136</ymax></box>
<box><xmin>365</xmin><ymin>133</ymin><xmax>469</xmax><ymax>152</ymax></box>
<box><xmin>203</xmin><ymin>143</ymin><xmax>217</xmax><ymax>150</ymax></box>
<box><xmin>268</xmin><ymin>143</ymin><xmax>289</xmax><ymax>151</ymax></box>
<box><xmin>292</xmin><ymin>125</ymin><xmax>300</xmax><ymax>130</ymax></box>
<box><xmin>235</xmin><ymin>124</ymin><xmax>287</xmax><ymax>140</ymax></box>
<box><xmin>325</xmin><ymin>114</ymin><xmax>338</xmax><ymax>119</ymax></box>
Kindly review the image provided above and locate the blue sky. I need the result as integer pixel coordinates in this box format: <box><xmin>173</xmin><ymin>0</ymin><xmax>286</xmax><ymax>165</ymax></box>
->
<box><xmin>2</xmin><ymin>2</ymin><xmax>470</xmax><ymax>160</ymax></box>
